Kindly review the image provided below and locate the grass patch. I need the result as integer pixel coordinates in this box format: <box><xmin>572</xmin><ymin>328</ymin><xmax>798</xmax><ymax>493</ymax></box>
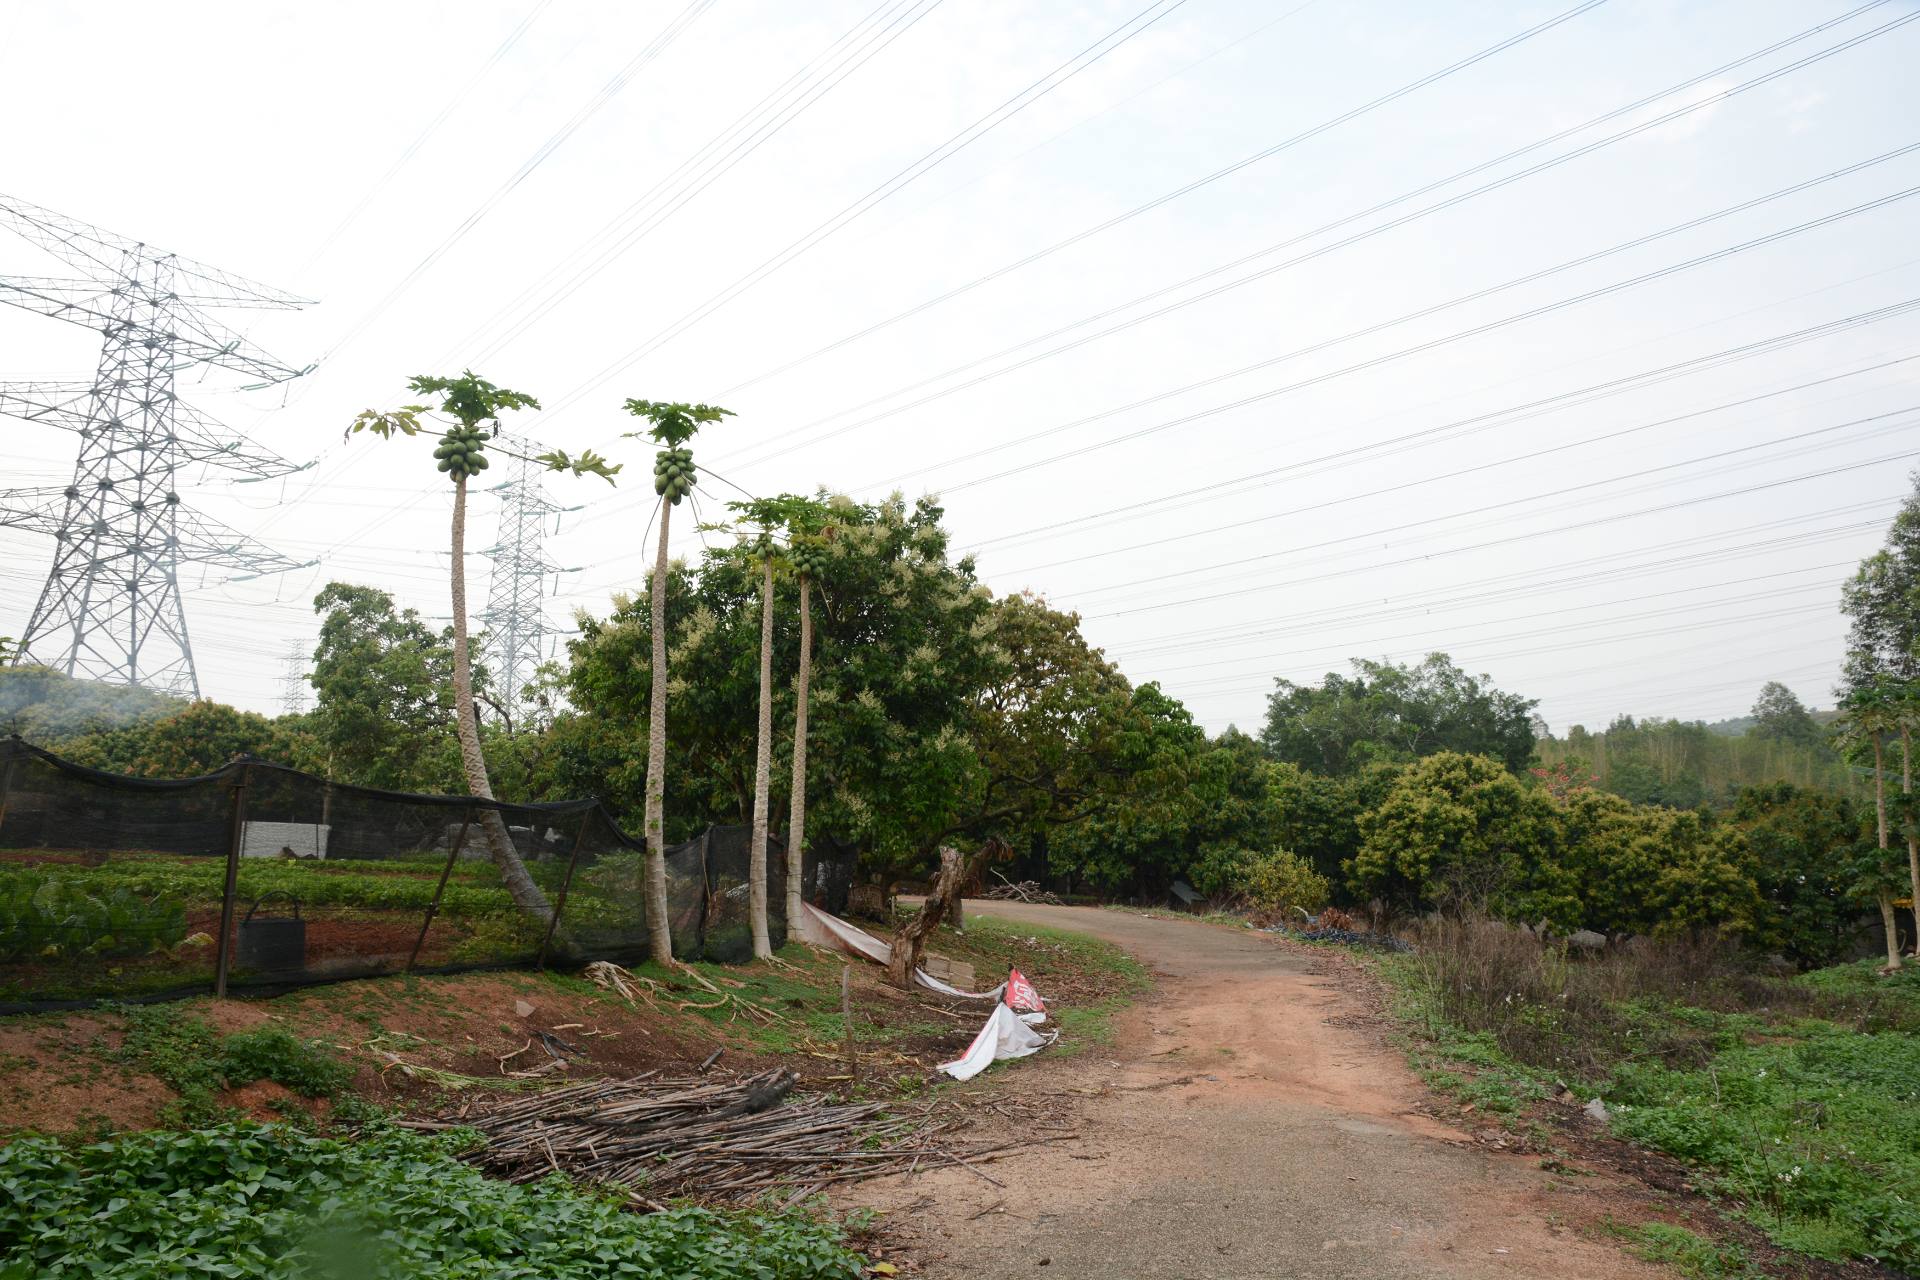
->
<box><xmin>0</xmin><ymin>1122</ymin><xmax>866</xmax><ymax>1279</ymax></box>
<box><xmin>1377</xmin><ymin>918</ymin><xmax>1920</xmax><ymax>1271</ymax></box>
<box><xmin>1609</xmin><ymin>1221</ymin><xmax>1764</xmax><ymax>1279</ymax></box>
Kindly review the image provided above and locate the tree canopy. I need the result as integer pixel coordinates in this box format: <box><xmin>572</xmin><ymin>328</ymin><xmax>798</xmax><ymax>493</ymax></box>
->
<box><xmin>1260</xmin><ymin>654</ymin><xmax>1539</xmax><ymax>775</ymax></box>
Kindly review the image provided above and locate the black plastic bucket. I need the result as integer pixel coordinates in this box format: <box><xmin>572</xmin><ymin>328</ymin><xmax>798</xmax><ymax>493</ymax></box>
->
<box><xmin>236</xmin><ymin>891</ymin><xmax>305</xmax><ymax>973</ymax></box>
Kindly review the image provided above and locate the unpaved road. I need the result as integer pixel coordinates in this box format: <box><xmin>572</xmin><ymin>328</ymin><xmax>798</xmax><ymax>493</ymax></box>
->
<box><xmin>848</xmin><ymin>902</ymin><xmax>1662</xmax><ymax>1279</ymax></box>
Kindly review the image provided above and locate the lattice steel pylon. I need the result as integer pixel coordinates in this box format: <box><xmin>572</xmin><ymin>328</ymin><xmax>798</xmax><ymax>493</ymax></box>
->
<box><xmin>479</xmin><ymin>432</ymin><xmax>565</xmax><ymax>722</ymax></box>
<box><xmin>279</xmin><ymin>638</ymin><xmax>311</xmax><ymax>715</ymax></box>
<box><xmin>0</xmin><ymin>194</ymin><xmax>314</xmax><ymax>698</ymax></box>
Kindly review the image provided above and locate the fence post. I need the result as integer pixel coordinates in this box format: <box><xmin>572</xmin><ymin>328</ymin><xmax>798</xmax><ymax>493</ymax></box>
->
<box><xmin>0</xmin><ymin>747</ymin><xmax>17</xmax><ymax>844</ymax></box>
<box><xmin>536</xmin><ymin>815</ymin><xmax>592</xmax><ymax>970</ymax></box>
<box><xmin>212</xmin><ymin>762</ymin><xmax>251</xmax><ymax>999</ymax></box>
<box><xmin>408</xmin><ymin>807</ymin><xmax>472</xmax><ymax>972</ymax></box>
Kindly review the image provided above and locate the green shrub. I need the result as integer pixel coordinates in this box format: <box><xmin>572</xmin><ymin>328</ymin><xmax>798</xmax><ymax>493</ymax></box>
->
<box><xmin>0</xmin><ymin>871</ymin><xmax>186</xmax><ymax>960</ymax></box>
<box><xmin>1243</xmin><ymin>849</ymin><xmax>1330</xmax><ymax>917</ymax></box>
<box><xmin>0</xmin><ymin>1123</ymin><xmax>867</xmax><ymax>1279</ymax></box>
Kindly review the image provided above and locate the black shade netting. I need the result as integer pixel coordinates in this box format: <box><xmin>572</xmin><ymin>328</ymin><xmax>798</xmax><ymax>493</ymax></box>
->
<box><xmin>0</xmin><ymin>740</ymin><xmax>863</xmax><ymax>1011</ymax></box>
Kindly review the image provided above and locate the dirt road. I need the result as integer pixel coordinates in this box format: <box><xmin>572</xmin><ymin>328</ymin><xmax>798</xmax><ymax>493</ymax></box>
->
<box><xmin>849</xmin><ymin>902</ymin><xmax>1661</xmax><ymax>1279</ymax></box>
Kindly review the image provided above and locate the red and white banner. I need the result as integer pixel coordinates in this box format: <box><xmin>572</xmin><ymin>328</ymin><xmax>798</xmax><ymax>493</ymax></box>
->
<box><xmin>1004</xmin><ymin>967</ymin><xmax>1045</xmax><ymax>1015</ymax></box>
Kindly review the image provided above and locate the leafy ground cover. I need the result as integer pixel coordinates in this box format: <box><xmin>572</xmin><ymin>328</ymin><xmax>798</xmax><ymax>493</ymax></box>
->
<box><xmin>1374</xmin><ymin>920</ymin><xmax>1920</xmax><ymax>1273</ymax></box>
<box><xmin>0</xmin><ymin>1123</ymin><xmax>867</xmax><ymax>1280</ymax></box>
<box><xmin>0</xmin><ymin>907</ymin><xmax>1147</xmax><ymax>1278</ymax></box>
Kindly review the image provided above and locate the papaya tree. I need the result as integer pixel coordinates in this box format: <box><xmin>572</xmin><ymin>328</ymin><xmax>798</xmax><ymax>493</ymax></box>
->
<box><xmin>621</xmin><ymin>398</ymin><xmax>732</xmax><ymax>964</ymax></box>
<box><xmin>1841</xmin><ymin>532</ymin><xmax>1920</xmax><ymax>967</ymax></box>
<box><xmin>713</xmin><ymin>495</ymin><xmax>814</xmax><ymax>961</ymax></box>
<box><xmin>349</xmin><ymin>372</ymin><xmax>617</xmax><ymax>929</ymax></box>
<box><xmin>783</xmin><ymin>505</ymin><xmax>834</xmax><ymax>944</ymax></box>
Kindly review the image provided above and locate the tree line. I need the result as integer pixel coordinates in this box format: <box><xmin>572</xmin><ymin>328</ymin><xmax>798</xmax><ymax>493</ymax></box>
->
<box><xmin>6</xmin><ymin>375</ymin><xmax>1914</xmax><ymax>973</ymax></box>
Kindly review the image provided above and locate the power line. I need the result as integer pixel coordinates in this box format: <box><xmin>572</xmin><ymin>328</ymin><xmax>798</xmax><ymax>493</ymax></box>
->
<box><xmin>927</xmin><ymin>176</ymin><xmax>1920</xmax><ymax>496</ymax></box>
<box><xmin>1144</xmin><ymin>567</ymin><xmax>1849</xmax><ymax>683</ymax></box>
<box><xmin>300</xmin><ymin>0</ymin><xmax>556</xmax><ymax>272</ymax></box>
<box><xmin>446</xmin><ymin>0</ymin><xmax>947</xmax><ymax>368</ymax></box>
<box><xmin>715</xmin><ymin>0</ymin><xmax>1620</xmax><ymax>402</ymax></box>
<box><xmin>998</xmin><ymin>368</ymin><xmax>1920</xmax><ymax>577</ymax></box>
<box><xmin>1084</xmin><ymin>450</ymin><xmax>1917</xmax><ymax>619</ymax></box>
<box><xmin>528</xmin><ymin>0</ymin><xmax>1204</xmax><ymax>424</ymax></box>
<box><xmin>314</xmin><ymin>0</ymin><xmax>720</xmax><ymax>368</ymax></box>
<box><xmin>1111</xmin><ymin>504</ymin><xmax>1895</xmax><ymax>659</ymax></box>
<box><xmin>725</xmin><ymin>2</ymin><xmax>1918</xmax><ymax>470</ymax></box>
<box><xmin>965</xmin><ymin>305</ymin><xmax>1920</xmax><ymax>553</ymax></box>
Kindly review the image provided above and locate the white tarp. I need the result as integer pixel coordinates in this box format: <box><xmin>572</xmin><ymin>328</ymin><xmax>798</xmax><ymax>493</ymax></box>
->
<box><xmin>938</xmin><ymin>1003</ymin><xmax>1057</xmax><ymax>1081</ymax></box>
<box><xmin>794</xmin><ymin>902</ymin><xmax>1007</xmax><ymax>999</ymax></box>
<box><xmin>794</xmin><ymin>902</ymin><xmax>1061</xmax><ymax>1080</ymax></box>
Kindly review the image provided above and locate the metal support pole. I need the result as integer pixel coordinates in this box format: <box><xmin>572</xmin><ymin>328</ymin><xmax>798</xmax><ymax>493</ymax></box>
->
<box><xmin>212</xmin><ymin>763</ymin><xmax>250</xmax><ymax>998</ymax></box>
<box><xmin>0</xmin><ymin>747</ymin><xmax>18</xmax><ymax>844</ymax></box>
<box><xmin>536</xmin><ymin>815</ymin><xmax>592</xmax><ymax>969</ymax></box>
<box><xmin>408</xmin><ymin>808</ymin><xmax>472</xmax><ymax>972</ymax></box>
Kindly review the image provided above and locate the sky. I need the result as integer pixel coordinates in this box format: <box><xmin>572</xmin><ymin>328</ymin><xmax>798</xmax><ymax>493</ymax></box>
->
<box><xmin>2</xmin><ymin>0</ymin><xmax>1918</xmax><ymax>735</ymax></box>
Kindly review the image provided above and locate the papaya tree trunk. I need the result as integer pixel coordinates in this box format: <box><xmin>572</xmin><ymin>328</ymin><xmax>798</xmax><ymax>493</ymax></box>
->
<box><xmin>1882</xmin><ymin>891</ymin><xmax>1903</xmax><ymax>971</ymax></box>
<box><xmin>1903</xmin><ymin>728</ymin><xmax>1920</xmax><ymax>954</ymax></box>
<box><xmin>642</xmin><ymin>498</ymin><xmax>675</xmax><ymax>965</ymax></box>
<box><xmin>1875</xmin><ymin>732</ymin><xmax>1897</xmax><ymax>967</ymax></box>
<box><xmin>748</xmin><ymin>552</ymin><xmax>775</xmax><ymax>961</ymax></box>
<box><xmin>449</xmin><ymin>474</ymin><xmax>554</xmax><ymax>926</ymax></box>
<box><xmin>785</xmin><ymin>573</ymin><xmax>812</xmax><ymax>944</ymax></box>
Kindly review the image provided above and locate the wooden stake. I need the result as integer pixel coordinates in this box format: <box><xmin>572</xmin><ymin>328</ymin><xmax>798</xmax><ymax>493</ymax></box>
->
<box><xmin>841</xmin><ymin>964</ymin><xmax>859</xmax><ymax>1085</ymax></box>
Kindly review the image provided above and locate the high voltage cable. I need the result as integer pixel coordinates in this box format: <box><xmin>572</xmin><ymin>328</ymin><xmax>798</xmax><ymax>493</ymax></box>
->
<box><xmin>440</xmin><ymin>276</ymin><xmax>1920</xmax><ymax>549</ymax></box>
<box><xmin>1176</xmin><ymin>601</ymin><xmax>1838</xmax><ymax>698</ymax></box>
<box><xmin>1086</xmin><ymin>451</ymin><xmax>1917</xmax><ymax>619</ymax></box>
<box><xmin>1121</xmin><ymin>545</ymin><xmax>1873</xmax><ymax>660</ymax></box>
<box><xmin>254</xmin><ymin>0</ymin><xmax>1178</xmax><ymax>550</ymax></box>
<box><xmin>1193</xmin><ymin>629</ymin><xmax>1849</xmax><ymax>724</ymax></box>
<box><xmin>444</xmin><ymin>0</ymin><xmax>946</xmax><ymax>368</ymax></box>
<box><xmin>928</xmin><ymin>176</ymin><xmax>1920</xmax><ymax>496</ymax></box>
<box><xmin>300</xmin><ymin>0</ymin><xmax>555</xmax><ymax>273</ymax></box>
<box><xmin>998</xmin><ymin>361</ymin><xmax>1920</xmax><ymax>576</ymax></box>
<box><xmin>726</xmin><ymin>2</ymin><xmax>1918</xmax><ymax>471</ymax></box>
<box><xmin>1144</xmin><ymin>568</ymin><xmax>1849</xmax><ymax>681</ymax></box>
<box><xmin>1111</xmin><ymin>506</ymin><xmax>1895</xmax><ymax>658</ymax></box>
<box><xmin>966</xmin><ymin>304</ymin><xmax>1920</xmax><ymax>553</ymax></box>
<box><xmin>313</xmin><ymin>0</ymin><xmax>720</xmax><ymax>368</ymax></box>
<box><xmin>714</xmin><ymin>0</ymin><xmax>1618</xmax><ymax>402</ymax></box>
<box><xmin>528</xmin><ymin>0</ymin><xmax>1204</xmax><ymax>423</ymax></box>
<box><xmin>1064</xmin><ymin>423</ymin><xmax>1914</xmax><ymax>612</ymax></box>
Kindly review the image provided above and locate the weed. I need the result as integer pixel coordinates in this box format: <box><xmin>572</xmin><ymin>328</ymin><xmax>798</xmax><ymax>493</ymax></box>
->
<box><xmin>1609</xmin><ymin>1221</ymin><xmax>1764</xmax><ymax>1279</ymax></box>
<box><xmin>111</xmin><ymin>1004</ymin><xmax>351</xmax><ymax>1125</ymax></box>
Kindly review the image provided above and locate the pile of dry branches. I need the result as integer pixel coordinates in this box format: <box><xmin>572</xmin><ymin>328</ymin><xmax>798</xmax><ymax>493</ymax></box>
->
<box><xmin>406</xmin><ymin>1068</ymin><xmax>1060</xmax><ymax>1210</ymax></box>
<box><xmin>982</xmin><ymin>871</ymin><xmax>1063</xmax><ymax>905</ymax></box>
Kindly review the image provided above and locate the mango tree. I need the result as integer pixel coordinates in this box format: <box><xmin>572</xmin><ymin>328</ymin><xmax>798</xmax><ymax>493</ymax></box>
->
<box><xmin>349</xmin><ymin>372</ymin><xmax>617</xmax><ymax>929</ymax></box>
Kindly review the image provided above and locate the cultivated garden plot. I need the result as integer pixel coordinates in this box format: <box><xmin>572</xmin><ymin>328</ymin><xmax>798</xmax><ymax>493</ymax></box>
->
<box><xmin>0</xmin><ymin>740</ymin><xmax>832</xmax><ymax>1009</ymax></box>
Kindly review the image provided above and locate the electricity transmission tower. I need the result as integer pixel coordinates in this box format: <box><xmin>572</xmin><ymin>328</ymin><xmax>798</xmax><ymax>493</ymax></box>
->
<box><xmin>279</xmin><ymin>639</ymin><xmax>311</xmax><ymax>715</ymax></box>
<box><xmin>479</xmin><ymin>432</ymin><xmax>570</xmax><ymax>723</ymax></box>
<box><xmin>0</xmin><ymin>194</ymin><xmax>313</xmax><ymax>698</ymax></box>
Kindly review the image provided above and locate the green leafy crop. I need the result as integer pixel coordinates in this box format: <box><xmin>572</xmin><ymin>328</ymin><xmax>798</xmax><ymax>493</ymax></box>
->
<box><xmin>0</xmin><ymin>1123</ymin><xmax>866</xmax><ymax>1279</ymax></box>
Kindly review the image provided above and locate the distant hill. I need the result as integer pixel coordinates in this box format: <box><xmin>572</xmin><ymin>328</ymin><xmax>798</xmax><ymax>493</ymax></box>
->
<box><xmin>1705</xmin><ymin>708</ymin><xmax>1842</xmax><ymax>738</ymax></box>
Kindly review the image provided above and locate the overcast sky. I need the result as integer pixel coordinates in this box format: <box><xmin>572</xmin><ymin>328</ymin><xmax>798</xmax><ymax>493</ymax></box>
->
<box><xmin>3</xmin><ymin>0</ymin><xmax>1918</xmax><ymax>734</ymax></box>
